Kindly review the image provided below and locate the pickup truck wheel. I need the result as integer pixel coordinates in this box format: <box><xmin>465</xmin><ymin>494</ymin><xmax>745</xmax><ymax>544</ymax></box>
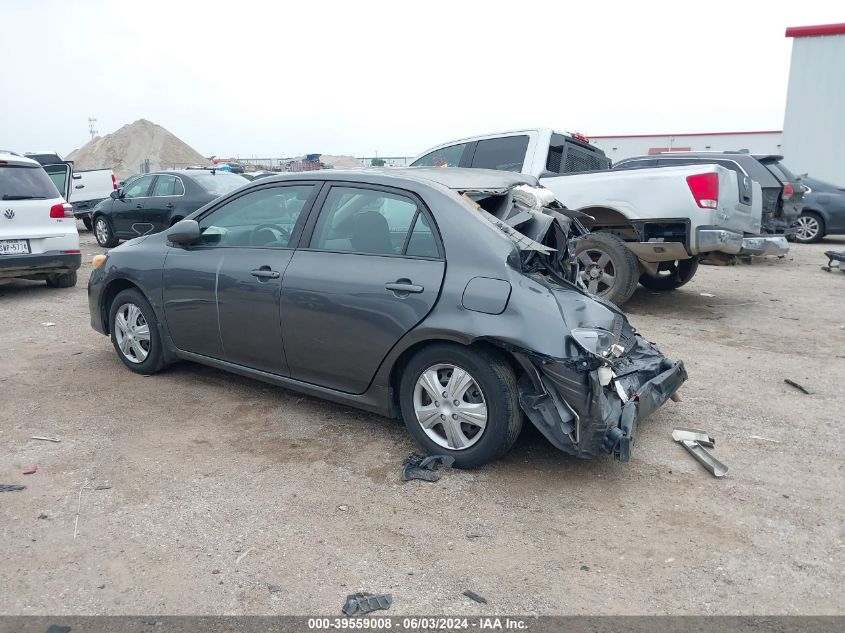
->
<box><xmin>794</xmin><ymin>212</ymin><xmax>824</xmax><ymax>243</ymax></box>
<box><xmin>639</xmin><ymin>257</ymin><xmax>699</xmax><ymax>291</ymax></box>
<box><xmin>82</xmin><ymin>217</ymin><xmax>93</xmax><ymax>231</ymax></box>
<box><xmin>94</xmin><ymin>216</ymin><xmax>119</xmax><ymax>248</ymax></box>
<box><xmin>46</xmin><ymin>270</ymin><xmax>77</xmax><ymax>288</ymax></box>
<box><xmin>574</xmin><ymin>233</ymin><xmax>639</xmax><ymax>305</ymax></box>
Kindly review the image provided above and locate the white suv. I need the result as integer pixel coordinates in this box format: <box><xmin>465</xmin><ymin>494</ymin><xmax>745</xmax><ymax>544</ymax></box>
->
<box><xmin>0</xmin><ymin>151</ymin><xmax>81</xmax><ymax>287</ymax></box>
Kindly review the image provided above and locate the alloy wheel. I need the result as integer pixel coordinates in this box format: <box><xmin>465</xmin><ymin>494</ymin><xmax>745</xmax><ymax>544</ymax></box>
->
<box><xmin>577</xmin><ymin>249</ymin><xmax>617</xmax><ymax>295</ymax></box>
<box><xmin>796</xmin><ymin>215</ymin><xmax>820</xmax><ymax>241</ymax></box>
<box><xmin>113</xmin><ymin>303</ymin><xmax>151</xmax><ymax>363</ymax></box>
<box><xmin>413</xmin><ymin>363</ymin><xmax>488</xmax><ymax>450</ymax></box>
<box><xmin>95</xmin><ymin>218</ymin><xmax>110</xmax><ymax>245</ymax></box>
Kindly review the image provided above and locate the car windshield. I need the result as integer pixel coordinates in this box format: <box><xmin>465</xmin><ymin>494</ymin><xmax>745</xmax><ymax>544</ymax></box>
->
<box><xmin>191</xmin><ymin>173</ymin><xmax>248</xmax><ymax>195</ymax></box>
<box><xmin>767</xmin><ymin>161</ymin><xmax>799</xmax><ymax>182</ymax></box>
<box><xmin>0</xmin><ymin>165</ymin><xmax>61</xmax><ymax>200</ymax></box>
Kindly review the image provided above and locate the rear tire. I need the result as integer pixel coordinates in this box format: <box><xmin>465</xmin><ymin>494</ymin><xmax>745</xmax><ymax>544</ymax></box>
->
<box><xmin>399</xmin><ymin>344</ymin><xmax>522</xmax><ymax>468</ymax></box>
<box><xmin>46</xmin><ymin>270</ymin><xmax>77</xmax><ymax>288</ymax></box>
<box><xmin>794</xmin><ymin>212</ymin><xmax>825</xmax><ymax>243</ymax></box>
<box><xmin>639</xmin><ymin>257</ymin><xmax>699</xmax><ymax>291</ymax></box>
<box><xmin>94</xmin><ymin>216</ymin><xmax>119</xmax><ymax>248</ymax></box>
<box><xmin>108</xmin><ymin>289</ymin><xmax>165</xmax><ymax>375</ymax></box>
<box><xmin>574</xmin><ymin>232</ymin><xmax>639</xmax><ymax>306</ymax></box>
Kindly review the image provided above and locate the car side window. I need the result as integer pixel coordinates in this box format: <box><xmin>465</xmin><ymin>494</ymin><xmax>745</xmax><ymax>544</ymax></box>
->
<box><xmin>198</xmin><ymin>185</ymin><xmax>314</xmax><ymax>248</ymax></box>
<box><xmin>310</xmin><ymin>186</ymin><xmax>432</xmax><ymax>256</ymax></box>
<box><xmin>470</xmin><ymin>136</ymin><xmax>529</xmax><ymax>172</ymax></box>
<box><xmin>122</xmin><ymin>175</ymin><xmax>154</xmax><ymax>198</ymax></box>
<box><xmin>405</xmin><ymin>212</ymin><xmax>438</xmax><ymax>258</ymax></box>
<box><xmin>411</xmin><ymin>143</ymin><xmax>467</xmax><ymax>168</ymax></box>
<box><xmin>151</xmin><ymin>175</ymin><xmax>180</xmax><ymax>197</ymax></box>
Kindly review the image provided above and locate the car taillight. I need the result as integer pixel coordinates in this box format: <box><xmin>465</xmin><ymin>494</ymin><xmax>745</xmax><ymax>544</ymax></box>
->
<box><xmin>112</xmin><ymin>174</ymin><xmax>118</xmax><ymax>190</ymax></box>
<box><xmin>783</xmin><ymin>183</ymin><xmax>794</xmax><ymax>198</ymax></box>
<box><xmin>50</xmin><ymin>203</ymin><xmax>74</xmax><ymax>218</ymax></box>
<box><xmin>686</xmin><ymin>173</ymin><xmax>719</xmax><ymax>209</ymax></box>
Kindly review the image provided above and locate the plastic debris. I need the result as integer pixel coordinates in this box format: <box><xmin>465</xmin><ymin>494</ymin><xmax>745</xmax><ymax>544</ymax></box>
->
<box><xmin>31</xmin><ymin>436</ymin><xmax>61</xmax><ymax>443</ymax></box>
<box><xmin>0</xmin><ymin>484</ymin><xmax>26</xmax><ymax>492</ymax></box>
<box><xmin>463</xmin><ymin>590</ymin><xmax>488</xmax><ymax>604</ymax></box>
<box><xmin>23</xmin><ymin>466</ymin><xmax>38</xmax><ymax>475</ymax></box>
<box><xmin>401</xmin><ymin>452</ymin><xmax>455</xmax><ymax>482</ymax></box>
<box><xmin>342</xmin><ymin>592</ymin><xmax>392</xmax><ymax>616</ymax></box>
<box><xmin>41</xmin><ymin>322</ymin><xmax>56</xmax><ymax>327</ymax></box>
<box><xmin>784</xmin><ymin>378</ymin><xmax>814</xmax><ymax>395</ymax></box>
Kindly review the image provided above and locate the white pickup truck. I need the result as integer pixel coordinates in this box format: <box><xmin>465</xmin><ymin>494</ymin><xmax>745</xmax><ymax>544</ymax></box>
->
<box><xmin>412</xmin><ymin>129</ymin><xmax>768</xmax><ymax>305</ymax></box>
<box><xmin>25</xmin><ymin>152</ymin><xmax>117</xmax><ymax>230</ymax></box>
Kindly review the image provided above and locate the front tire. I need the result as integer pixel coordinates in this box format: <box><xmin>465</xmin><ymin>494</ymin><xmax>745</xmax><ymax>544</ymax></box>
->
<box><xmin>399</xmin><ymin>344</ymin><xmax>522</xmax><ymax>468</ymax></box>
<box><xmin>639</xmin><ymin>257</ymin><xmax>699</xmax><ymax>291</ymax></box>
<box><xmin>794</xmin><ymin>212</ymin><xmax>825</xmax><ymax>243</ymax></box>
<box><xmin>108</xmin><ymin>289</ymin><xmax>165</xmax><ymax>374</ymax></box>
<box><xmin>574</xmin><ymin>232</ymin><xmax>640</xmax><ymax>306</ymax></box>
<box><xmin>94</xmin><ymin>216</ymin><xmax>119</xmax><ymax>248</ymax></box>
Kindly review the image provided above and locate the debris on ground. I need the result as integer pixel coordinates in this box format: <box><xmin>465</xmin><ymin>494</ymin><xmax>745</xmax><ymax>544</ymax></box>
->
<box><xmin>31</xmin><ymin>436</ymin><xmax>61</xmax><ymax>443</ymax></box>
<box><xmin>73</xmin><ymin>481</ymin><xmax>91</xmax><ymax>539</ymax></box>
<box><xmin>821</xmin><ymin>250</ymin><xmax>845</xmax><ymax>272</ymax></box>
<box><xmin>22</xmin><ymin>466</ymin><xmax>38</xmax><ymax>475</ymax></box>
<box><xmin>784</xmin><ymin>378</ymin><xmax>814</xmax><ymax>395</ymax></box>
<box><xmin>38</xmin><ymin>513</ymin><xmax>48</xmax><ymax>519</ymax></box>
<box><xmin>0</xmin><ymin>484</ymin><xmax>26</xmax><ymax>492</ymax></box>
<box><xmin>401</xmin><ymin>452</ymin><xmax>455</xmax><ymax>482</ymax></box>
<box><xmin>268</xmin><ymin>584</ymin><xmax>282</xmax><ymax>594</ymax></box>
<box><xmin>94</xmin><ymin>483</ymin><xmax>112</xmax><ymax>491</ymax></box>
<box><xmin>41</xmin><ymin>322</ymin><xmax>56</xmax><ymax>327</ymax></box>
<box><xmin>700</xmin><ymin>292</ymin><xmax>716</xmax><ymax>298</ymax></box>
<box><xmin>750</xmin><ymin>435</ymin><xmax>781</xmax><ymax>443</ymax></box>
<box><xmin>342</xmin><ymin>592</ymin><xmax>392</xmax><ymax>616</ymax></box>
<box><xmin>463</xmin><ymin>590</ymin><xmax>488</xmax><ymax>604</ymax></box>
<box><xmin>672</xmin><ymin>428</ymin><xmax>728</xmax><ymax>477</ymax></box>
<box><xmin>235</xmin><ymin>547</ymin><xmax>252</xmax><ymax>564</ymax></box>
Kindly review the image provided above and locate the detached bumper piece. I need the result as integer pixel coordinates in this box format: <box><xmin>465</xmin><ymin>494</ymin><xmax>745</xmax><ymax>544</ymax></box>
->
<box><xmin>697</xmin><ymin>228</ymin><xmax>743</xmax><ymax>255</ymax></box>
<box><xmin>739</xmin><ymin>235</ymin><xmax>790</xmax><ymax>257</ymax></box>
<box><xmin>516</xmin><ymin>334</ymin><xmax>687</xmax><ymax>462</ymax></box>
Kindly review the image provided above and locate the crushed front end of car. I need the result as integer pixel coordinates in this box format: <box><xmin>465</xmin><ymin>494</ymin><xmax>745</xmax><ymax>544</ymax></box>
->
<box><xmin>464</xmin><ymin>183</ymin><xmax>687</xmax><ymax>461</ymax></box>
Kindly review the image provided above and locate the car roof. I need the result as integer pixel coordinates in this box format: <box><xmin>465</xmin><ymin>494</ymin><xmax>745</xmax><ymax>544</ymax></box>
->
<box><xmin>256</xmin><ymin>167</ymin><xmax>539</xmax><ymax>192</ymax></box>
<box><xmin>0</xmin><ymin>151</ymin><xmax>41</xmax><ymax>167</ymax></box>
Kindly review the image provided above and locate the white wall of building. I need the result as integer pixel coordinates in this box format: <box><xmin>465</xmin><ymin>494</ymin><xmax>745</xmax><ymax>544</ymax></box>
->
<box><xmin>782</xmin><ymin>26</ymin><xmax>845</xmax><ymax>185</ymax></box>
<box><xmin>588</xmin><ymin>132</ymin><xmax>783</xmax><ymax>164</ymax></box>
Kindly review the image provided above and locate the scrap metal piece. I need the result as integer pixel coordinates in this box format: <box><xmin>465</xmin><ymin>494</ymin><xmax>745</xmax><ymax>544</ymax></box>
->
<box><xmin>463</xmin><ymin>590</ymin><xmax>488</xmax><ymax>604</ymax></box>
<box><xmin>679</xmin><ymin>440</ymin><xmax>728</xmax><ymax>477</ymax></box>
<box><xmin>342</xmin><ymin>592</ymin><xmax>392</xmax><ymax>616</ymax></box>
<box><xmin>0</xmin><ymin>484</ymin><xmax>26</xmax><ymax>492</ymax></box>
<box><xmin>822</xmin><ymin>250</ymin><xmax>845</xmax><ymax>272</ymax></box>
<box><xmin>672</xmin><ymin>427</ymin><xmax>715</xmax><ymax>448</ymax></box>
<box><xmin>784</xmin><ymin>378</ymin><xmax>814</xmax><ymax>395</ymax></box>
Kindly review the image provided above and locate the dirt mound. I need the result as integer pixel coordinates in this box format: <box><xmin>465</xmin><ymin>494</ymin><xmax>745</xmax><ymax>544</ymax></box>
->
<box><xmin>319</xmin><ymin>154</ymin><xmax>364</xmax><ymax>169</ymax></box>
<box><xmin>67</xmin><ymin>119</ymin><xmax>210</xmax><ymax>179</ymax></box>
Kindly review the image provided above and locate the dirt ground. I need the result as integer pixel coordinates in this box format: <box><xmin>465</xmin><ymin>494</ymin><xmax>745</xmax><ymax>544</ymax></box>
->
<box><xmin>1</xmin><ymin>227</ymin><xmax>843</xmax><ymax>616</ymax></box>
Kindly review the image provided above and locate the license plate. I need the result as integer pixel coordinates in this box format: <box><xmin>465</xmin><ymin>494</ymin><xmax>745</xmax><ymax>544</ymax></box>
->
<box><xmin>0</xmin><ymin>239</ymin><xmax>30</xmax><ymax>255</ymax></box>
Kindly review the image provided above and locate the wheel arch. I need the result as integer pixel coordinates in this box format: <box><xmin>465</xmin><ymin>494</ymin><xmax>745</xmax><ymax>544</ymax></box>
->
<box><xmin>386</xmin><ymin>336</ymin><xmax>524</xmax><ymax>418</ymax></box>
<box><xmin>99</xmin><ymin>277</ymin><xmax>144</xmax><ymax>335</ymax></box>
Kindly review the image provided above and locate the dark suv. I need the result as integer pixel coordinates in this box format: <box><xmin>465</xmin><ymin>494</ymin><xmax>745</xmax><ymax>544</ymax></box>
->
<box><xmin>613</xmin><ymin>152</ymin><xmax>805</xmax><ymax>236</ymax></box>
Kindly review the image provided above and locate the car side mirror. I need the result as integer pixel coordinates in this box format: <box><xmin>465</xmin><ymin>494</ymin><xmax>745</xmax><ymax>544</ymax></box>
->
<box><xmin>167</xmin><ymin>219</ymin><xmax>201</xmax><ymax>246</ymax></box>
<box><xmin>110</xmin><ymin>190</ymin><xmax>121</xmax><ymax>200</ymax></box>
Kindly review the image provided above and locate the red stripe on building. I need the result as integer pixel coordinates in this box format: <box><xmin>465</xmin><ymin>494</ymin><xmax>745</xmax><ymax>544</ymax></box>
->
<box><xmin>785</xmin><ymin>23</ymin><xmax>845</xmax><ymax>38</ymax></box>
<box><xmin>588</xmin><ymin>131</ymin><xmax>781</xmax><ymax>140</ymax></box>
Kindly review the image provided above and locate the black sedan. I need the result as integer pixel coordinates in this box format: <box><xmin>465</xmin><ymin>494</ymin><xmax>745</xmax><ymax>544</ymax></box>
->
<box><xmin>794</xmin><ymin>176</ymin><xmax>845</xmax><ymax>243</ymax></box>
<box><xmin>91</xmin><ymin>169</ymin><xmax>248</xmax><ymax>247</ymax></box>
<box><xmin>87</xmin><ymin>168</ymin><xmax>686</xmax><ymax>467</ymax></box>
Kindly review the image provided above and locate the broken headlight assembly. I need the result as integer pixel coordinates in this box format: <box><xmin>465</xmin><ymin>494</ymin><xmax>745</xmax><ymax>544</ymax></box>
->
<box><xmin>570</xmin><ymin>328</ymin><xmax>614</xmax><ymax>357</ymax></box>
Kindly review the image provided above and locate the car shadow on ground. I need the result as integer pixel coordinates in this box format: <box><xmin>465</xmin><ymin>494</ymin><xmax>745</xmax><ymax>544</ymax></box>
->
<box><xmin>0</xmin><ymin>278</ymin><xmax>76</xmax><ymax>297</ymax></box>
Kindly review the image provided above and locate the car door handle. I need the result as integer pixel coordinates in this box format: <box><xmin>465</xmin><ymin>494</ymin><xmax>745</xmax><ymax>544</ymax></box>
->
<box><xmin>251</xmin><ymin>268</ymin><xmax>280</xmax><ymax>279</ymax></box>
<box><xmin>385</xmin><ymin>281</ymin><xmax>424</xmax><ymax>293</ymax></box>
<box><xmin>74</xmin><ymin>184</ymin><xmax>85</xmax><ymax>189</ymax></box>
<box><xmin>135</xmin><ymin>203</ymin><xmax>143</xmax><ymax>209</ymax></box>
<box><xmin>165</xmin><ymin>203</ymin><xmax>174</xmax><ymax>209</ymax></box>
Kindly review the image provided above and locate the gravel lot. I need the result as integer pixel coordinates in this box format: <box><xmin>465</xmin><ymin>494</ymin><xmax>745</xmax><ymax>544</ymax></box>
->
<box><xmin>1</xmin><ymin>228</ymin><xmax>843</xmax><ymax>615</ymax></box>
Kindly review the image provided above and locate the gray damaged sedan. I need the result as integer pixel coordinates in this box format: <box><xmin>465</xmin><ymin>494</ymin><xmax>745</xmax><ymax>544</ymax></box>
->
<box><xmin>88</xmin><ymin>168</ymin><xmax>686</xmax><ymax>467</ymax></box>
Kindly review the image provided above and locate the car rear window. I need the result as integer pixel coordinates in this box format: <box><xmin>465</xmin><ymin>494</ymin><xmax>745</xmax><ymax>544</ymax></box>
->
<box><xmin>191</xmin><ymin>173</ymin><xmax>248</xmax><ymax>196</ymax></box>
<box><xmin>0</xmin><ymin>165</ymin><xmax>61</xmax><ymax>200</ymax></box>
<box><xmin>765</xmin><ymin>161</ymin><xmax>798</xmax><ymax>183</ymax></box>
<box><xmin>470</xmin><ymin>136</ymin><xmax>529</xmax><ymax>172</ymax></box>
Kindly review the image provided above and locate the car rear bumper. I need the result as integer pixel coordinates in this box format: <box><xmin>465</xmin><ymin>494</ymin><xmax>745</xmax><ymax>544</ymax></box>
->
<box><xmin>739</xmin><ymin>235</ymin><xmax>790</xmax><ymax>256</ymax></box>
<box><xmin>695</xmin><ymin>228</ymin><xmax>744</xmax><ymax>255</ymax></box>
<box><xmin>0</xmin><ymin>251</ymin><xmax>81</xmax><ymax>279</ymax></box>
<box><xmin>515</xmin><ymin>334</ymin><xmax>687</xmax><ymax>462</ymax></box>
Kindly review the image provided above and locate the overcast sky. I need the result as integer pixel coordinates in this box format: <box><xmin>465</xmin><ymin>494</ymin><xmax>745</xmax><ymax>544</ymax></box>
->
<box><xmin>0</xmin><ymin>0</ymin><xmax>840</xmax><ymax>159</ymax></box>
